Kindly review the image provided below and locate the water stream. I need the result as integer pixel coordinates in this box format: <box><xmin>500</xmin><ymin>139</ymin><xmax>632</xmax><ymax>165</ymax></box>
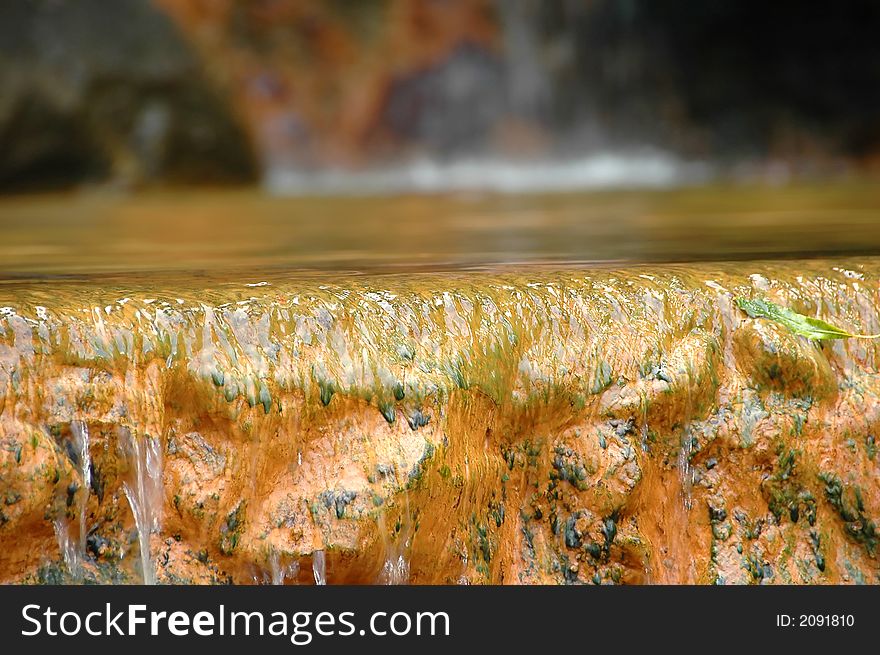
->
<box><xmin>53</xmin><ymin>517</ymin><xmax>80</xmax><ymax>581</ymax></box>
<box><xmin>71</xmin><ymin>421</ymin><xmax>91</xmax><ymax>566</ymax></box>
<box><xmin>312</xmin><ymin>550</ymin><xmax>327</xmax><ymax>586</ymax></box>
<box><xmin>4</xmin><ymin>187</ymin><xmax>880</xmax><ymax>585</ymax></box>
<box><xmin>119</xmin><ymin>428</ymin><xmax>163</xmax><ymax>585</ymax></box>
<box><xmin>268</xmin><ymin>548</ymin><xmax>299</xmax><ymax>585</ymax></box>
<box><xmin>52</xmin><ymin>420</ymin><xmax>92</xmax><ymax>580</ymax></box>
<box><xmin>377</xmin><ymin>492</ymin><xmax>412</xmax><ymax>585</ymax></box>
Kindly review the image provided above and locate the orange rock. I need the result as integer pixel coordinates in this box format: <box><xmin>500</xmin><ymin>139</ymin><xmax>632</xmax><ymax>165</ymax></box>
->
<box><xmin>2</xmin><ymin>259</ymin><xmax>880</xmax><ymax>584</ymax></box>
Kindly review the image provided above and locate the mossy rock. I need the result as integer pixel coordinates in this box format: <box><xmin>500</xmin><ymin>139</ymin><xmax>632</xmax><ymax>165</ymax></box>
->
<box><xmin>733</xmin><ymin>319</ymin><xmax>836</xmax><ymax>398</ymax></box>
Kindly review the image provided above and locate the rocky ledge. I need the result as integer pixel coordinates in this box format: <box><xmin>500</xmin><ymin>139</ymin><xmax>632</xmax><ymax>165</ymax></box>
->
<box><xmin>1</xmin><ymin>259</ymin><xmax>879</xmax><ymax>584</ymax></box>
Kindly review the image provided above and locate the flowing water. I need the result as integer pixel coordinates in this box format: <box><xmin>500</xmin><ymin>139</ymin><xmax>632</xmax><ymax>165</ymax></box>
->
<box><xmin>119</xmin><ymin>428</ymin><xmax>164</xmax><ymax>585</ymax></box>
<box><xmin>3</xmin><ymin>183</ymin><xmax>880</xmax><ymax>585</ymax></box>
<box><xmin>312</xmin><ymin>550</ymin><xmax>327</xmax><ymax>586</ymax></box>
<box><xmin>52</xmin><ymin>517</ymin><xmax>80</xmax><ymax>581</ymax></box>
<box><xmin>266</xmin><ymin>548</ymin><xmax>299</xmax><ymax>586</ymax></box>
<box><xmin>71</xmin><ymin>421</ymin><xmax>91</xmax><ymax>568</ymax></box>
<box><xmin>377</xmin><ymin>494</ymin><xmax>412</xmax><ymax>585</ymax></box>
<box><xmin>51</xmin><ymin>421</ymin><xmax>91</xmax><ymax>580</ymax></box>
<box><xmin>1</xmin><ymin>183</ymin><xmax>880</xmax><ymax>277</ymax></box>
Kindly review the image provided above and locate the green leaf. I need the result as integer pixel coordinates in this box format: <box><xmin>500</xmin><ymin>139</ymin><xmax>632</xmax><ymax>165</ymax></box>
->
<box><xmin>735</xmin><ymin>297</ymin><xmax>880</xmax><ymax>340</ymax></box>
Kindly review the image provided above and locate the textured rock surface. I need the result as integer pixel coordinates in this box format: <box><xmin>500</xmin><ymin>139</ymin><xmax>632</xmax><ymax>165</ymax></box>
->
<box><xmin>1</xmin><ymin>259</ymin><xmax>880</xmax><ymax>584</ymax></box>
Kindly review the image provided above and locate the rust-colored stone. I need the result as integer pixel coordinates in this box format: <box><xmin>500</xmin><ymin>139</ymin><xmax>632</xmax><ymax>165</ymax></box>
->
<box><xmin>2</xmin><ymin>259</ymin><xmax>880</xmax><ymax>584</ymax></box>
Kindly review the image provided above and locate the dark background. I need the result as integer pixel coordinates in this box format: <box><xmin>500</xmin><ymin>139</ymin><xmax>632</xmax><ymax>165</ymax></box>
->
<box><xmin>2</xmin><ymin>0</ymin><xmax>879</xmax><ymax>191</ymax></box>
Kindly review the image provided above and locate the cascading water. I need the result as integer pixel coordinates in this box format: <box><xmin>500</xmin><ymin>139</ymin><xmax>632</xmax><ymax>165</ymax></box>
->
<box><xmin>52</xmin><ymin>420</ymin><xmax>92</xmax><ymax>580</ymax></box>
<box><xmin>119</xmin><ymin>427</ymin><xmax>163</xmax><ymax>585</ymax></box>
<box><xmin>312</xmin><ymin>550</ymin><xmax>326</xmax><ymax>586</ymax></box>
<box><xmin>268</xmin><ymin>548</ymin><xmax>299</xmax><ymax>585</ymax></box>
<box><xmin>377</xmin><ymin>495</ymin><xmax>412</xmax><ymax>585</ymax></box>
<box><xmin>71</xmin><ymin>421</ymin><xmax>91</xmax><ymax>565</ymax></box>
<box><xmin>678</xmin><ymin>429</ymin><xmax>694</xmax><ymax>511</ymax></box>
<box><xmin>7</xmin><ymin>256</ymin><xmax>880</xmax><ymax>587</ymax></box>
<box><xmin>678</xmin><ymin>374</ymin><xmax>697</xmax><ymax>512</ymax></box>
<box><xmin>379</xmin><ymin>550</ymin><xmax>410</xmax><ymax>585</ymax></box>
<box><xmin>53</xmin><ymin>517</ymin><xmax>80</xmax><ymax>580</ymax></box>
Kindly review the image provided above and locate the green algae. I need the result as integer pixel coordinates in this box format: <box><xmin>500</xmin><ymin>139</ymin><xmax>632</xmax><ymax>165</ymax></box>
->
<box><xmin>318</xmin><ymin>379</ymin><xmax>335</xmax><ymax>406</ymax></box>
<box><xmin>818</xmin><ymin>472</ymin><xmax>878</xmax><ymax>556</ymax></box>
<box><xmin>258</xmin><ymin>382</ymin><xmax>272</xmax><ymax>414</ymax></box>
<box><xmin>761</xmin><ymin>445</ymin><xmax>817</xmax><ymax>526</ymax></box>
<box><xmin>219</xmin><ymin>502</ymin><xmax>247</xmax><ymax>555</ymax></box>
<box><xmin>378</xmin><ymin>401</ymin><xmax>395</xmax><ymax>424</ymax></box>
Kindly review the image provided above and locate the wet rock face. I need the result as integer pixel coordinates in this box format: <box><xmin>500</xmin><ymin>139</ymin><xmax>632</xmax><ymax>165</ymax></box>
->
<box><xmin>2</xmin><ymin>260</ymin><xmax>880</xmax><ymax>584</ymax></box>
<box><xmin>0</xmin><ymin>0</ymin><xmax>257</xmax><ymax>192</ymax></box>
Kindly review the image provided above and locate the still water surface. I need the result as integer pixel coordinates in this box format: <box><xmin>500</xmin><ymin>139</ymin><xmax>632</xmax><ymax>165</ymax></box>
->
<box><xmin>0</xmin><ymin>182</ymin><xmax>878</xmax><ymax>282</ymax></box>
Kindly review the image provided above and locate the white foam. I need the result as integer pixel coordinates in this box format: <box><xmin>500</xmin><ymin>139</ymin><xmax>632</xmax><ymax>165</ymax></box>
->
<box><xmin>264</xmin><ymin>152</ymin><xmax>710</xmax><ymax>196</ymax></box>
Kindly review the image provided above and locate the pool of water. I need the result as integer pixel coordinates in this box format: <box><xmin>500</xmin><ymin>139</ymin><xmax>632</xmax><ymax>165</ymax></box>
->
<box><xmin>0</xmin><ymin>181</ymin><xmax>878</xmax><ymax>282</ymax></box>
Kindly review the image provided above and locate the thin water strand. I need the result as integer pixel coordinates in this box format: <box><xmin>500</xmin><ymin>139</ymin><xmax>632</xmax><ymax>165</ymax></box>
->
<box><xmin>71</xmin><ymin>421</ymin><xmax>91</xmax><ymax>566</ymax></box>
<box><xmin>376</xmin><ymin>495</ymin><xmax>412</xmax><ymax>585</ymax></box>
<box><xmin>268</xmin><ymin>548</ymin><xmax>299</xmax><ymax>585</ymax></box>
<box><xmin>679</xmin><ymin>430</ymin><xmax>694</xmax><ymax>511</ymax></box>
<box><xmin>120</xmin><ymin>428</ymin><xmax>163</xmax><ymax>585</ymax></box>
<box><xmin>53</xmin><ymin>517</ymin><xmax>81</xmax><ymax>580</ymax></box>
<box><xmin>312</xmin><ymin>550</ymin><xmax>326</xmax><ymax>585</ymax></box>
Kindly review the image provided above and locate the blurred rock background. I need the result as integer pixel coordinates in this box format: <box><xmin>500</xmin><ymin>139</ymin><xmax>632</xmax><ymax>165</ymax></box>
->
<box><xmin>2</xmin><ymin>0</ymin><xmax>879</xmax><ymax>192</ymax></box>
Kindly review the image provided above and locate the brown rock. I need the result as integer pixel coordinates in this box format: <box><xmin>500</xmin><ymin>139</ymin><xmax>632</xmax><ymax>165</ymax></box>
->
<box><xmin>2</xmin><ymin>260</ymin><xmax>880</xmax><ymax>584</ymax></box>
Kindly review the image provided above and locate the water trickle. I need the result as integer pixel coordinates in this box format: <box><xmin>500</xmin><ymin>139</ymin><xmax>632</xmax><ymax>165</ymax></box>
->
<box><xmin>678</xmin><ymin>430</ymin><xmax>694</xmax><ymax>511</ymax></box>
<box><xmin>638</xmin><ymin>394</ymin><xmax>650</xmax><ymax>453</ymax></box>
<box><xmin>70</xmin><ymin>421</ymin><xmax>91</xmax><ymax>567</ymax></box>
<box><xmin>119</xmin><ymin>428</ymin><xmax>163</xmax><ymax>585</ymax></box>
<box><xmin>377</xmin><ymin>520</ymin><xmax>410</xmax><ymax>584</ymax></box>
<box><xmin>312</xmin><ymin>550</ymin><xmax>327</xmax><ymax>585</ymax></box>
<box><xmin>377</xmin><ymin>494</ymin><xmax>412</xmax><ymax>585</ymax></box>
<box><xmin>456</xmin><ymin>552</ymin><xmax>470</xmax><ymax>585</ymax></box>
<box><xmin>269</xmin><ymin>548</ymin><xmax>299</xmax><ymax>585</ymax></box>
<box><xmin>53</xmin><ymin>517</ymin><xmax>81</xmax><ymax>580</ymax></box>
<box><xmin>379</xmin><ymin>552</ymin><xmax>410</xmax><ymax>585</ymax></box>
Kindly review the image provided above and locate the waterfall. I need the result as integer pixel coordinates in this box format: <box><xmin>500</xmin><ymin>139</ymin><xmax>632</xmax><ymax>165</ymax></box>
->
<box><xmin>53</xmin><ymin>517</ymin><xmax>81</xmax><ymax>580</ymax></box>
<box><xmin>377</xmin><ymin>492</ymin><xmax>412</xmax><ymax>585</ymax></box>
<box><xmin>379</xmin><ymin>551</ymin><xmax>410</xmax><ymax>585</ymax></box>
<box><xmin>311</xmin><ymin>549</ymin><xmax>326</xmax><ymax>585</ymax></box>
<box><xmin>268</xmin><ymin>547</ymin><xmax>299</xmax><ymax>585</ymax></box>
<box><xmin>71</xmin><ymin>421</ymin><xmax>91</xmax><ymax>566</ymax></box>
<box><xmin>679</xmin><ymin>428</ymin><xmax>694</xmax><ymax>511</ymax></box>
<box><xmin>52</xmin><ymin>420</ymin><xmax>92</xmax><ymax>581</ymax></box>
<box><xmin>497</xmin><ymin>0</ymin><xmax>552</xmax><ymax>122</ymax></box>
<box><xmin>119</xmin><ymin>427</ymin><xmax>163</xmax><ymax>585</ymax></box>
